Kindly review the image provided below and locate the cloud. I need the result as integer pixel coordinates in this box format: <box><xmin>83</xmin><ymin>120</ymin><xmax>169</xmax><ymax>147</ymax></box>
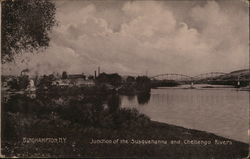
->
<box><xmin>189</xmin><ymin>1</ymin><xmax>249</xmax><ymax>70</ymax></box>
<box><xmin>3</xmin><ymin>0</ymin><xmax>248</xmax><ymax>76</ymax></box>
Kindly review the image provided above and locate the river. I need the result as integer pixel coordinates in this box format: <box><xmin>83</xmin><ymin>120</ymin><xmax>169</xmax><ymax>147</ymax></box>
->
<box><xmin>120</xmin><ymin>84</ymin><xmax>249</xmax><ymax>143</ymax></box>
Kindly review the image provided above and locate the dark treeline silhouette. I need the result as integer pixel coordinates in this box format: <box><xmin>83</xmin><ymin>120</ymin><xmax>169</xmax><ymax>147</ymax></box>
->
<box><xmin>62</xmin><ymin>71</ymin><xmax>68</xmax><ymax>79</ymax></box>
<box><xmin>151</xmin><ymin>79</ymin><xmax>179</xmax><ymax>88</ymax></box>
<box><xmin>118</xmin><ymin>76</ymin><xmax>151</xmax><ymax>95</ymax></box>
<box><xmin>7</xmin><ymin>75</ymin><xmax>30</xmax><ymax>90</ymax></box>
<box><xmin>194</xmin><ymin>80</ymin><xmax>249</xmax><ymax>87</ymax></box>
<box><xmin>96</xmin><ymin>73</ymin><xmax>122</xmax><ymax>87</ymax></box>
<box><xmin>135</xmin><ymin>76</ymin><xmax>151</xmax><ymax>91</ymax></box>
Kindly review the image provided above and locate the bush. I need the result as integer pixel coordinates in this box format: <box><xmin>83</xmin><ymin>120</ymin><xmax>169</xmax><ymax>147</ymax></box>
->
<box><xmin>112</xmin><ymin>108</ymin><xmax>150</xmax><ymax>130</ymax></box>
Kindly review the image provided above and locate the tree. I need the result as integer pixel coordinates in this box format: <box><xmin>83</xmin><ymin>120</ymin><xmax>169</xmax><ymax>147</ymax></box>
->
<box><xmin>8</xmin><ymin>78</ymin><xmax>19</xmax><ymax>90</ymax></box>
<box><xmin>126</xmin><ymin>76</ymin><xmax>135</xmax><ymax>83</ymax></box>
<box><xmin>37</xmin><ymin>74</ymin><xmax>55</xmax><ymax>90</ymax></box>
<box><xmin>107</xmin><ymin>95</ymin><xmax>120</xmax><ymax>113</ymax></box>
<box><xmin>97</xmin><ymin>73</ymin><xmax>122</xmax><ymax>87</ymax></box>
<box><xmin>1</xmin><ymin>0</ymin><xmax>57</xmax><ymax>63</ymax></box>
<box><xmin>88</xmin><ymin>75</ymin><xmax>94</xmax><ymax>80</ymax></box>
<box><xmin>18</xmin><ymin>75</ymin><xmax>30</xmax><ymax>90</ymax></box>
<box><xmin>136</xmin><ymin>76</ymin><xmax>151</xmax><ymax>91</ymax></box>
<box><xmin>62</xmin><ymin>71</ymin><xmax>68</xmax><ymax>79</ymax></box>
<box><xmin>8</xmin><ymin>75</ymin><xmax>30</xmax><ymax>90</ymax></box>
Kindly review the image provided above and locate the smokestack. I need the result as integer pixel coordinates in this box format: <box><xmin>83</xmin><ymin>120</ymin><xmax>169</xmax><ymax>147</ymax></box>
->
<box><xmin>94</xmin><ymin>71</ymin><xmax>97</xmax><ymax>79</ymax></box>
<box><xmin>98</xmin><ymin>66</ymin><xmax>100</xmax><ymax>76</ymax></box>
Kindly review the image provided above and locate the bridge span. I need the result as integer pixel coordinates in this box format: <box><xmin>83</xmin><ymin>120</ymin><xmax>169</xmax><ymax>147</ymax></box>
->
<box><xmin>150</xmin><ymin>72</ymin><xmax>228</xmax><ymax>81</ymax></box>
<box><xmin>150</xmin><ymin>73</ymin><xmax>193</xmax><ymax>81</ymax></box>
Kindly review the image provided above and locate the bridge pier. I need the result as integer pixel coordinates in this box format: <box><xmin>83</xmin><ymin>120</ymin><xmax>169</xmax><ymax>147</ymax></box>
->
<box><xmin>190</xmin><ymin>81</ymin><xmax>195</xmax><ymax>88</ymax></box>
<box><xmin>237</xmin><ymin>76</ymin><xmax>240</xmax><ymax>87</ymax></box>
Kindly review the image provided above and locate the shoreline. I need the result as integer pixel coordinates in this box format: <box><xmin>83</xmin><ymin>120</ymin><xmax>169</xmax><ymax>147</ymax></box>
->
<box><xmin>3</xmin><ymin>118</ymin><xmax>248</xmax><ymax>158</ymax></box>
<box><xmin>150</xmin><ymin>120</ymin><xmax>248</xmax><ymax>145</ymax></box>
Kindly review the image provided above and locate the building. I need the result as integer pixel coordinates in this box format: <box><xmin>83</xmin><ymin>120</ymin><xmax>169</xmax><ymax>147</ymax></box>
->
<box><xmin>52</xmin><ymin>74</ymin><xmax>95</xmax><ymax>87</ymax></box>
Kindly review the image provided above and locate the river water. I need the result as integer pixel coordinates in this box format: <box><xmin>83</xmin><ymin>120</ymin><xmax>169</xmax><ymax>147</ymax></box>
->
<box><xmin>120</xmin><ymin>85</ymin><xmax>249</xmax><ymax>143</ymax></box>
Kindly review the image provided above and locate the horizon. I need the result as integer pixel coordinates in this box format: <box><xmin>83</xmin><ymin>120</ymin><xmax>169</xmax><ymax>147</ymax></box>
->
<box><xmin>2</xmin><ymin>68</ymin><xmax>249</xmax><ymax>78</ymax></box>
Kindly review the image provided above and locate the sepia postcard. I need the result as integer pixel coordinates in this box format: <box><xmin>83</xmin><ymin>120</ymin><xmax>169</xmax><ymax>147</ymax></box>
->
<box><xmin>1</xmin><ymin>0</ymin><xmax>249</xmax><ymax>158</ymax></box>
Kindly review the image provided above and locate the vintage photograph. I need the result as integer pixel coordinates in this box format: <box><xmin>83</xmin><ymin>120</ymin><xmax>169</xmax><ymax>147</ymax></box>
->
<box><xmin>1</xmin><ymin>0</ymin><xmax>249</xmax><ymax>158</ymax></box>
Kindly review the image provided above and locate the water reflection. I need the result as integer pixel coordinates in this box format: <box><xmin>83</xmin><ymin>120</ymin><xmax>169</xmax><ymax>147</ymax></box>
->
<box><xmin>121</xmin><ymin>87</ymin><xmax>249</xmax><ymax>143</ymax></box>
<box><xmin>127</xmin><ymin>94</ymin><xmax>136</xmax><ymax>101</ymax></box>
<box><xmin>107</xmin><ymin>94</ymin><xmax>121</xmax><ymax>112</ymax></box>
<box><xmin>137</xmin><ymin>92</ymin><xmax>151</xmax><ymax>105</ymax></box>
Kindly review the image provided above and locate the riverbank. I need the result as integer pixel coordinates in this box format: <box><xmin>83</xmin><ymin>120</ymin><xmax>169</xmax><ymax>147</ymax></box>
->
<box><xmin>74</xmin><ymin>121</ymin><xmax>248</xmax><ymax>158</ymax></box>
<box><xmin>147</xmin><ymin>121</ymin><xmax>248</xmax><ymax>158</ymax></box>
<box><xmin>2</xmin><ymin>112</ymin><xmax>248</xmax><ymax>158</ymax></box>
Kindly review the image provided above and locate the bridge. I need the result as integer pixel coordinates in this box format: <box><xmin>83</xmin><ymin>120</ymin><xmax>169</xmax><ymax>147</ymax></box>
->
<box><xmin>151</xmin><ymin>73</ymin><xmax>193</xmax><ymax>81</ymax></box>
<box><xmin>149</xmin><ymin>71</ymin><xmax>249</xmax><ymax>87</ymax></box>
<box><xmin>150</xmin><ymin>72</ymin><xmax>227</xmax><ymax>81</ymax></box>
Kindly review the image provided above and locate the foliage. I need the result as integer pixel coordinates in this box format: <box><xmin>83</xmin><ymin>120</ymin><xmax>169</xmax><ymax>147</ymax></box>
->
<box><xmin>107</xmin><ymin>95</ymin><xmax>121</xmax><ymax>113</ymax></box>
<box><xmin>88</xmin><ymin>75</ymin><xmax>94</xmax><ymax>80</ymax></box>
<box><xmin>97</xmin><ymin>73</ymin><xmax>122</xmax><ymax>87</ymax></box>
<box><xmin>135</xmin><ymin>76</ymin><xmax>151</xmax><ymax>91</ymax></box>
<box><xmin>62</xmin><ymin>71</ymin><xmax>68</xmax><ymax>79</ymax></box>
<box><xmin>18</xmin><ymin>75</ymin><xmax>30</xmax><ymax>89</ymax></box>
<box><xmin>37</xmin><ymin>74</ymin><xmax>55</xmax><ymax>90</ymax></box>
<box><xmin>126</xmin><ymin>76</ymin><xmax>136</xmax><ymax>83</ymax></box>
<box><xmin>7</xmin><ymin>78</ymin><xmax>19</xmax><ymax>90</ymax></box>
<box><xmin>7</xmin><ymin>75</ymin><xmax>30</xmax><ymax>90</ymax></box>
<box><xmin>151</xmin><ymin>79</ymin><xmax>179</xmax><ymax>88</ymax></box>
<box><xmin>2</xmin><ymin>92</ymin><xmax>150</xmax><ymax>142</ymax></box>
<box><xmin>1</xmin><ymin>0</ymin><xmax>57</xmax><ymax>63</ymax></box>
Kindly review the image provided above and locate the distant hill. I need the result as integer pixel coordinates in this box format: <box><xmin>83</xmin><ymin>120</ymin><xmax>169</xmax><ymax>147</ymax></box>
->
<box><xmin>229</xmin><ymin>69</ymin><xmax>249</xmax><ymax>75</ymax></box>
<box><xmin>219</xmin><ymin>69</ymin><xmax>249</xmax><ymax>81</ymax></box>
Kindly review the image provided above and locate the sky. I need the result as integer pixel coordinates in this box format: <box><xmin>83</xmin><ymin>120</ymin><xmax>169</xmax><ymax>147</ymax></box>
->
<box><xmin>2</xmin><ymin>0</ymin><xmax>249</xmax><ymax>76</ymax></box>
